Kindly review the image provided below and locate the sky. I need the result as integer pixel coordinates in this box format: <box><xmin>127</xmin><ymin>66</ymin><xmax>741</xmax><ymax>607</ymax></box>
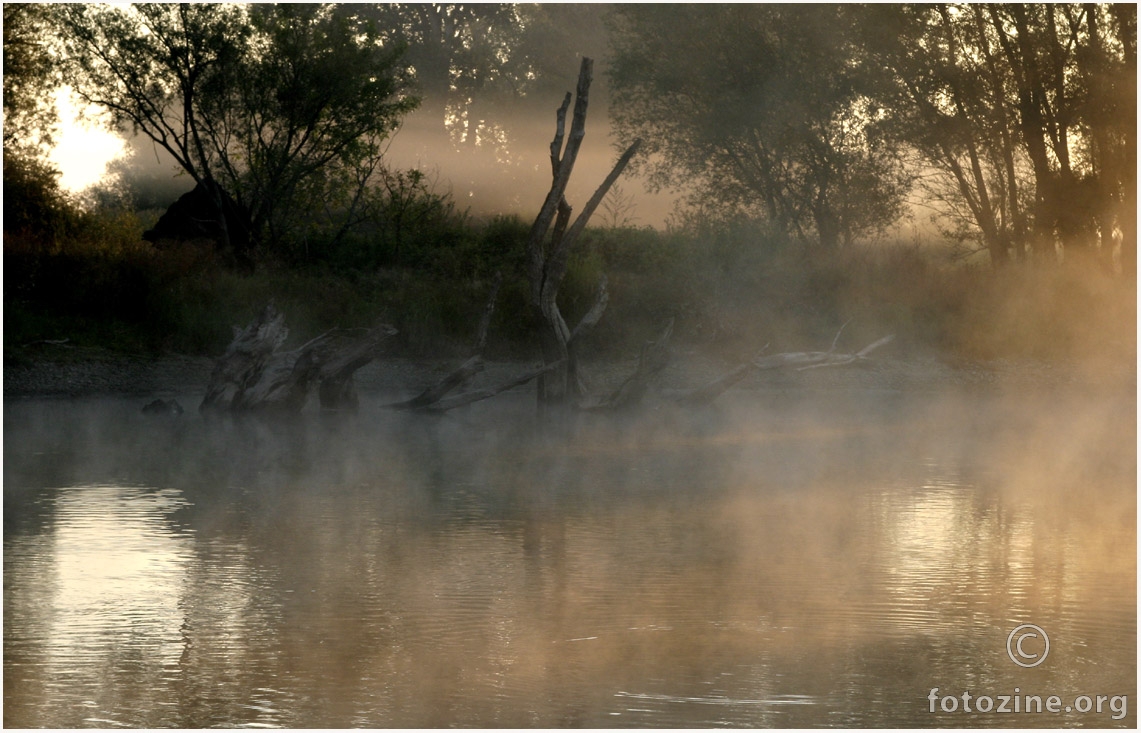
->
<box><xmin>46</xmin><ymin>84</ymin><xmax>681</xmax><ymax>228</ymax></box>
<box><xmin>49</xmin><ymin>88</ymin><xmax>128</xmax><ymax>193</ymax></box>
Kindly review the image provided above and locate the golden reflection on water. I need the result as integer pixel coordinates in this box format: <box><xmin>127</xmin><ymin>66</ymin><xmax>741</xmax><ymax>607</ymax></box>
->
<box><xmin>3</xmin><ymin>388</ymin><xmax>1134</xmax><ymax>727</ymax></box>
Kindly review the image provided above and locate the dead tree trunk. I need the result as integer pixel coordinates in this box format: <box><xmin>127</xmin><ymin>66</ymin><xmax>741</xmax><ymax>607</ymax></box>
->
<box><xmin>381</xmin><ymin>272</ymin><xmax>572</xmax><ymax>414</ymax></box>
<box><xmin>583</xmin><ymin>320</ymin><xmax>675</xmax><ymax>411</ymax></box>
<box><xmin>200</xmin><ymin>303</ymin><xmax>396</xmax><ymax>413</ymax></box>
<box><xmin>524</xmin><ymin>57</ymin><xmax>641</xmax><ymax>407</ymax></box>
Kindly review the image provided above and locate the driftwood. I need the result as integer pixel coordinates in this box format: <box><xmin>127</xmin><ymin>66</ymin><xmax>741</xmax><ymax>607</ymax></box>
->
<box><xmin>315</xmin><ymin>325</ymin><xmax>400</xmax><ymax>410</ymax></box>
<box><xmin>385</xmin><ymin>273</ymin><xmax>555</xmax><ymax>412</ymax></box>
<box><xmin>583</xmin><ymin>320</ymin><xmax>675</xmax><ymax>411</ymax></box>
<box><xmin>578</xmin><ymin>323</ymin><xmax>896</xmax><ymax>411</ymax></box>
<box><xmin>412</xmin><ymin>360</ymin><xmax>564</xmax><ymax>413</ymax></box>
<box><xmin>750</xmin><ymin>334</ymin><xmax>896</xmax><ymax>372</ymax></box>
<box><xmin>659</xmin><ymin>332</ymin><xmax>896</xmax><ymax>407</ymax></box>
<box><xmin>667</xmin><ymin>359</ymin><xmax>763</xmax><ymax>407</ymax></box>
<box><xmin>200</xmin><ymin>303</ymin><xmax>396</xmax><ymax>413</ymax></box>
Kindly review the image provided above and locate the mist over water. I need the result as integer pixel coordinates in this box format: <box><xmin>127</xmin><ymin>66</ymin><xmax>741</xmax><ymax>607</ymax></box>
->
<box><xmin>4</xmin><ymin>381</ymin><xmax>1134</xmax><ymax>728</ymax></box>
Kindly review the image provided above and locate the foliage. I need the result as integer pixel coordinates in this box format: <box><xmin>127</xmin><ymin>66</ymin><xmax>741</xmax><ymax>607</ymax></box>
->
<box><xmin>3</xmin><ymin>3</ymin><xmax>61</xmax><ymax>154</ymax></box>
<box><xmin>3</xmin><ymin>4</ymin><xmax>74</xmax><ymax>250</ymax></box>
<box><xmin>7</xmin><ymin>202</ymin><xmax>1133</xmax><ymax>375</ymax></box>
<box><xmin>53</xmin><ymin>3</ymin><xmax>418</xmax><ymax>257</ymax></box>
<box><xmin>607</xmin><ymin>5</ymin><xmax>910</xmax><ymax>249</ymax></box>
<box><xmin>2</xmin><ymin>156</ymin><xmax>78</xmax><ymax>250</ymax></box>
<box><xmin>862</xmin><ymin>5</ymin><xmax>1136</xmax><ymax>269</ymax></box>
<box><xmin>362</xmin><ymin>5</ymin><xmax>531</xmax><ymax>150</ymax></box>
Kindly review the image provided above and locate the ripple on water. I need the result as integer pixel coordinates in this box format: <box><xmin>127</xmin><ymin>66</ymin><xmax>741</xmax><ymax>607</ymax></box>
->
<box><xmin>3</xmin><ymin>390</ymin><xmax>1135</xmax><ymax>728</ymax></box>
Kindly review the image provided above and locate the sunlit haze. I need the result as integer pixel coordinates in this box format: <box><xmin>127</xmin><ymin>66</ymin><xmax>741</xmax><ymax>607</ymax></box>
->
<box><xmin>49</xmin><ymin>88</ymin><xmax>127</xmax><ymax>193</ymax></box>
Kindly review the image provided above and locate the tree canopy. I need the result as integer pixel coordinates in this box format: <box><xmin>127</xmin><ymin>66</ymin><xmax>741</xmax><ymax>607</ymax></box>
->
<box><xmin>607</xmin><ymin>5</ymin><xmax>910</xmax><ymax>249</ymax></box>
<box><xmin>14</xmin><ymin>3</ymin><xmax>1136</xmax><ymax>270</ymax></box>
<box><xmin>3</xmin><ymin>4</ymin><xmax>73</xmax><ymax>245</ymax></box>
<box><xmin>864</xmin><ymin>4</ymin><xmax>1136</xmax><ymax>269</ymax></box>
<box><xmin>608</xmin><ymin>3</ymin><xmax>1135</xmax><ymax>267</ymax></box>
<box><xmin>54</xmin><ymin>3</ymin><xmax>418</xmax><ymax>257</ymax></box>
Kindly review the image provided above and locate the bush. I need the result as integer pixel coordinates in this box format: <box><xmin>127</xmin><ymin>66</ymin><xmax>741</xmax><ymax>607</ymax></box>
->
<box><xmin>6</xmin><ymin>176</ymin><xmax>1132</xmax><ymax>372</ymax></box>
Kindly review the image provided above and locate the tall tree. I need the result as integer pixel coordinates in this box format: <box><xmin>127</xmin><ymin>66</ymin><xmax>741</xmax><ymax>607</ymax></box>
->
<box><xmin>863</xmin><ymin>5</ymin><xmax>1031</xmax><ymax>265</ymax></box>
<box><xmin>867</xmin><ymin>4</ymin><xmax>1135</xmax><ymax>270</ymax></box>
<box><xmin>3</xmin><ymin>3</ymin><xmax>71</xmax><ymax>245</ymax></box>
<box><xmin>607</xmin><ymin>5</ymin><xmax>909</xmax><ymax>248</ymax></box>
<box><xmin>3</xmin><ymin>3</ymin><xmax>61</xmax><ymax>154</ymax></box>
<box><xmin>54</xmin><ymin>3</ymin><xmax>417</xmax><ymax>259</ymax></box>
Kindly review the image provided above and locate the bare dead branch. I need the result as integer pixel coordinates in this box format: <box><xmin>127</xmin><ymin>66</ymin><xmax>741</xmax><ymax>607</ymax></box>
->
<box><xmin>472</xmin><ymin>272</ymin><xmax>503</xmax><ymax>356</ymax></box>
<box><xmin>584</xmin><ymin>320</ymin><xmax>674</xmax><ymax>411</ymax></box>
<box><xmin>561</xmin><ymin>139</ymin><xmax>644</xmax><ymax>251</ymax></box>
<box><xmin>384</xmin><ymin>355</ymin><xmax>485</xmax><ymax>410</ymax></box>
<box><xmin>570</xmin><ymin>275</ymin><xmax>610</xmax><ymax>343</ymax></box>
<box><xmin>664</xmin><ymin>353</ymin><xmax>764</xmax><ymax>406</ymax></box>
<box><xmin>830</xmin><ymin>318</ymin><xmax>852</xmax><ymax>352</ymax></box>
<box><xmin>420</xmin><ymin>361</ymin><xmax>565</xmax><ymax>413</ymax></box>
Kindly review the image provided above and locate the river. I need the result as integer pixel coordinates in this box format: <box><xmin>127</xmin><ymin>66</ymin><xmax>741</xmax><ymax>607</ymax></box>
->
<box><xmin>3</xmin><ymin>383</ymin><xmax>1134</xmax><ymax>727</ymax></box>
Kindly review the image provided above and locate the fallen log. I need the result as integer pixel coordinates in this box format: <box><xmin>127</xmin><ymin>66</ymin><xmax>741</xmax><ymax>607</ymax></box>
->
<box><xmin>416</xmin><ymin>361</ymin><xmax>564</xmax><ymax>413</ymax></box>
<box><xmin>659</xmin><ymin>332</ymin><xmax>895</xmax><ymax>408</ymax></box>
<box><xmin>317</xmin><ymin>324</ymin><xmax>400</xmax><ymax>410</ymax></box>
<box><xmin>384</xmin><ymin>274</ymin><xmax>505</xmax><ymax>412</ymax></box>
<box><xmin>385</xmin><ymin>354</ymin><xmax>487</xmax><ymax>411</ymax></box>
<box><xmin>581</xmin><ymin>320</ymin><xmax>675</xmax><ymax>411</ymax></box>
<box><xmin>750</xmin><ymin>333</ymin><xmax>895</xmax><ymax>372</ymax></box>
<box><xmin>200</xmin><ymin>304</ymin><xmax>396</xmax><ymax>413</ymax></box>
<box><xmin>665</xmin><ymin>359</ymin><xmax>762</xmax><ymax>407</ymax></box>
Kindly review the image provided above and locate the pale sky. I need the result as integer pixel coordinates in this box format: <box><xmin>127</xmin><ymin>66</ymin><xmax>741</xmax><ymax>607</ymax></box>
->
<box><xmin>49</xmin><ymin>88</ymin><xmax>127</xmax><ymax>193</ymax></box>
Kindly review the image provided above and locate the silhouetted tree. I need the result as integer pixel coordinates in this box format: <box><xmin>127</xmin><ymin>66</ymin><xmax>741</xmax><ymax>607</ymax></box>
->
<box><xmin>357</xmin><ymin>4</ymin><xmax>614</xmax><ymax>216</ymax></box>
<box><xmin>865</xmin><ymin>4</ymin><xmax>1135</xmax><ymax>271</ymax></box>
<box><xmin>363</xmin><ymin>4</ymin><xmax>530</xmax><ymax>153</ymax></box>
<box><xmin>54</xmin><ymin>4</ymin><xmax>418</xmax><ymax>260</ymax></box>
<box><xmin>607</xmin><ymin>5</ymin><xmax>909</xmax><ymax>248</ymax></box>
<box><xmin>3</xmin><ymin>3</ymin><xmax>60</xmax><ymax>154</ymax></box>
<box><xmin>3</xmin><ymin>4</ymin><xmax>74</xmax><ymax>247</ymax></box>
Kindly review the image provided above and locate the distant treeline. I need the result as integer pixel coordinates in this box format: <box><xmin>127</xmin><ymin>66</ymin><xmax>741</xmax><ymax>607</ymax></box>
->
<box><xmin>5</xmin><ymin>4</ymin><xmax>1135</xmax><ymax>269</ymax></box>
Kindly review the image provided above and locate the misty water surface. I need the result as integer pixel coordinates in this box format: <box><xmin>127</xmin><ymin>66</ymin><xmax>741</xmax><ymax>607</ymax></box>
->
<box><xmin>4</xmin><ymin>383</ymin><xmax>1135</xmax><ymax>727</ymax></box>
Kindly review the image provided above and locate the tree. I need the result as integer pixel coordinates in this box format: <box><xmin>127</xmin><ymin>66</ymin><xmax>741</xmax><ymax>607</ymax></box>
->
<box><xmin>54</xmin><ymin>4</ymin><xmax>418</xmax><ymax>260</ymax></box>
<box><xmin>523</xmin><ymin>58</ymin><xmax>641</xmax><ymax>405</ymax></box>
<box><xmin>3</xmin><ymin>3</ymin><xmax>61</xmax><ymax>155</ymax></box>
<box><xmin>865</xmin><ymin>4</ymin><xmax>1135</xmax><ymax>271</ymax></box>
<box><xmin>607</xmin><ymin>5</ymin><xmax>909</xmax><ymax>248</ymax></box>
<box><xmin>362</xmin><ymin>4</ymin><xmax>531</xmax><ymax>153</ymax></box>
<box><xmin>990</xmin><ymin>4</ymin><xmax>1136</xmax><ymax>271</ymax></box>
<box><xmin>863</xmin><ymin>5</ymin><xmax>1031</xmax><ymax>266</ymax></box>
<box><xmin>357</xmin><ymin>5</ymin><xmax>623</xmax><ymax>217</ymax></box>
<box><xmin>3</xmin><ymin>4</ymin><xmax>74</xmax><ymax>247</ymax></box>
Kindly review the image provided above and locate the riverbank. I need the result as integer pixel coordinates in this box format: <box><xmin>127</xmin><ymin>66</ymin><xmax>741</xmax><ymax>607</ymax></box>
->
<box><xmin>4</xmin><ymin>341</ymin><xmax>1133</xmax><ymax>405</ymax></box>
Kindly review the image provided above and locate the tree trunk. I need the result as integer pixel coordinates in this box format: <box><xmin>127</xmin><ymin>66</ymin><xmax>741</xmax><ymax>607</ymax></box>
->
<box><xmin>523</xmin><ymin>57</ymin><xmax>641</xmax><ymax>407</ymax></box>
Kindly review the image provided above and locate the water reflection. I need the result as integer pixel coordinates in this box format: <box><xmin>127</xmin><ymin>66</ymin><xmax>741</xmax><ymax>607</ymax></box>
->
<box><xmin>3</xmin><ymin>387</ymin><xmax>1134</xmax><ymax>727</ymax></box>
<box><xmin>6</xmin><ymin>485</ymin><xmax>195</xmax><ymax>727</ymax></box>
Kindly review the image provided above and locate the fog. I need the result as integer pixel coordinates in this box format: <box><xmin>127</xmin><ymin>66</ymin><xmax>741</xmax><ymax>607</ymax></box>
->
<box><xmin>107</xmin><ymin>58</ymin><xmax>682</xmax><ymax>227</ymax></box>
<box><xmin>7</xmin><ymin>4</ymin><xmax>1136</xmax><ymax>729</ymax></box>
<box><xmin>381</xmin><ymin>106</ymin><xmax>681</xmax><ymax>228</ymax></box>
<box><xmin>4</xmin><ymin>375</ymin><xmax>1134</xmax><ymax>727</ymax></box>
